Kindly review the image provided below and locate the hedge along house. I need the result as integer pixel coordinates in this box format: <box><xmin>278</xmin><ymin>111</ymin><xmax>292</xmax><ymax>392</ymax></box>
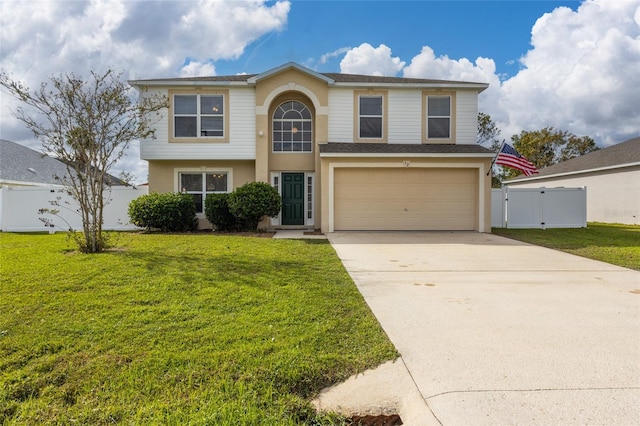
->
<box><xmin>129</xmin><ymin>62</ymin><xmax>494</xmax><ymax>233</ymax></box>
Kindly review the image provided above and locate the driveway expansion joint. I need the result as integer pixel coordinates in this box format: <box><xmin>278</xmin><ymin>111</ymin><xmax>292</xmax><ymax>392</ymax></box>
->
<box><xmin>425</xmin><ymin>386</ymin><xmax>640</xmax><ymax>400</ymax></box>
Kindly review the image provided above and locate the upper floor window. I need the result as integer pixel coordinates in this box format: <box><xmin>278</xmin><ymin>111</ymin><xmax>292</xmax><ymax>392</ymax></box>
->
<box><xmin>273</xmin><ymin>101</ymin><xmax>312</xmax><ymax>152</ymax></box>
<box><xmin>359</xmin><ymin>95</ymin><xmax>383</xmax><ymax>139</ymax></box>
<box><xmin>427</xmin><ymin>96</ymin><xmax>451</xmax><ymax>139</ymax></box>
<box><xmin>174</xmin><ymin>94</ymin><xmax>224</xmax><ymax>138</ymax></box>
<box><xmin>179</xmin><ymin>171</ymin><xmax>228</xmax><ymax>213</ymax></box>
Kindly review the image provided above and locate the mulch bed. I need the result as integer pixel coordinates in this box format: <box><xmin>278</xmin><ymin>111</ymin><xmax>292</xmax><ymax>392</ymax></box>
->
<box><xmin>349</xmin><ymin>414</ymin><xmax>403</xmax><ymax>426</ymax></box>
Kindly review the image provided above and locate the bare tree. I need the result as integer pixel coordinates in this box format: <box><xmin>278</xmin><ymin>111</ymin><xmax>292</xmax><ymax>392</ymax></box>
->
<box><xmin>0</xmin><ymin>70</ymin><xmax>167</xmax><ymax>253</ymax></box>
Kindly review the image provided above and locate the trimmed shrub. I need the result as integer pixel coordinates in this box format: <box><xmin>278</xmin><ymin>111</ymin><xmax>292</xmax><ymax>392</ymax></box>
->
<box><xmin>128</xmin><ymin>192</ymin><xmax>197</xmax><ymax>232</ymax></box>
<box><xmin>228</xmin><ymin>182</ymin><xmax>281</xmax><ymax>231</ymax></box>
<box><xmin>204</xmin><ymin>193</ymin><xmax>239</xmax><ymax>232</ymax></box>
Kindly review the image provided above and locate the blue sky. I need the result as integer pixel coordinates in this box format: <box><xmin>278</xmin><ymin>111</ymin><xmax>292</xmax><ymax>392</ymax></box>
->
<box><xmin>219</xmin><ymin>0</ymin><xmax>580</xmax><ymax>78</ymax></box>
<box><xmin>1</xmin><ymin>0</ymin><xmax>638</xmax><ymax>181</ymax></box>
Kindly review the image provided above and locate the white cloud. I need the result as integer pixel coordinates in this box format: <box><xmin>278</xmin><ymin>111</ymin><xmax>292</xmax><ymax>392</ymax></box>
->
<box><xmin>340</xmin><ymin>43</ymin><xmax>405</xmax><ymax>76</ymax></box>
<box><xmin>180</xmin><ymin>61</ymin><xmax>217</xmax><ymax>78</ymax></box>
<box><xmin>173</xmin><ymin>0</ymin><xmax>290</xmax><ymax>61</ymax></box>
<box><xmin>402</xmin><ymin>46</ymin><xmax>505</xmax><ymax>125</ymax></box>
<box><xmin>499</xmin><ymin>0</ymin><xmax>640</xmax><ymax>144</ymax></box>
<box><xmin>0</xmin><ymin>0</ymin><xmax>290</xmax><ymax>182</ymax></box>
<box><xmin>319</xmin><ymin>47</ymin><xmax>351</xmax><ymax>65</ymax></box>
<box><xmin>336</xmin><ymin>0</ymin><xmax>640</xmax><ymax>147</ymax></box>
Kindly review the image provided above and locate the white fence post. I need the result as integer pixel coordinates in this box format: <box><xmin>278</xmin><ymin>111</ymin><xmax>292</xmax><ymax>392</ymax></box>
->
<box><xmin>491</xmin><ymin>188</ymin><xmax>506</xmax><ymax>228</ymax></box>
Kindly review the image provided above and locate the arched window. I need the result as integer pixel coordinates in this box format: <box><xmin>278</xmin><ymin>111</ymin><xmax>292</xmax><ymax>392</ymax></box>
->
<box><xmin>273</xmin><ymin>101</ymin><xmax>312</xmax><ymax>152</ymax></box>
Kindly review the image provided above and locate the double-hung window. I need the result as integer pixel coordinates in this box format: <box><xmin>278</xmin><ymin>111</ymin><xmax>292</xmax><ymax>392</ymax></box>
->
<box><xmin>174</xmin><ymin>94</ymin><xmax>224</xmax><ymax>138</ymax></box>
<box><xmin>179</xmin><ymin>171</ymin><xmax>228</xmax><ymax>213</ymax></box>
<box><xmin>427</xmin><ymin>96</ymin><xmax>451</xmax><ymax>139</ymax></box>
<box><xmin>359</xmin><ymin>95</ymin><xmax>383</xmax><ymax>139</ymax></box>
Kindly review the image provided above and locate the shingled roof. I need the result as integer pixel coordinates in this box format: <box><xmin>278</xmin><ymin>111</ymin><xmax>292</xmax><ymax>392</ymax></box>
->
<box><xmin>0</xmin><ymin>139</ymin><xmax>126</xmax><ymax>186</ymax></box>
<box><xmin>0</xmin><ymin>139</ymin><xmax>70</xmax><ymax>186</ymax></box>
<box><xmin>131</xmin><ymin>72</ymin><xmax>484</xmax><ymax>86</ymax></box>
<box><xmin>508</xmin><ymin>137</ymin><xmax>640</xmax><ymax>182</ymax></box>
<box><xmin>129</xmin><ymin>62</ymin><xmax>488</xmax><ymax>88</ymax></box>
<box><xmin>319</xmin><ymin>142</ymin><xmax>495</xmax><ymax>155</ymax></box>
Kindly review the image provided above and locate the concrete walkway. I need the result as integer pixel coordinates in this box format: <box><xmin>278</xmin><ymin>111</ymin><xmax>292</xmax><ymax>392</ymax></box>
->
<box><xmin>322</xmin><ymin>231</ymin><xmax>640</xmax><ymax>425</ymax></box>
<box><xmin>272</xmin><ymin>230</ymin><xmax>327</xmax><ymax>240</ymax></box>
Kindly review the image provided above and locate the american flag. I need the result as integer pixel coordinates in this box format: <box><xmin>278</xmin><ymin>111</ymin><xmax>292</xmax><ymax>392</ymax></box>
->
<box><xmin>495</xmin><ymin>144</ymin><xmax>539</xmax><ymax>176</ymax></box>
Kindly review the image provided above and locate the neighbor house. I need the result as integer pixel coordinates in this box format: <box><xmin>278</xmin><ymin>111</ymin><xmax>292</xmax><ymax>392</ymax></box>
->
<box><xmin>0</xmin><ymin>139</ymin><xmax>70</xmax><ymax>187</ymax></box>
<box><xmin>0</xmin><ymin>139</ymin><xmax>127</xmax><ymax>188</ymax></box>
<box><xmin>505</xmin><ymin>137</ymin><xmax>640</xmax><ymax>225</ymax></box>
<box><xmin>129</xmin><ymin>62</ymin><xmax>494</xmax><ymax>233</ymax></box>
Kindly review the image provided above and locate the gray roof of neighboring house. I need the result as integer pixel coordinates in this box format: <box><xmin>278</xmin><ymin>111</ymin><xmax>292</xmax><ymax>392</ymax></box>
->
<box><xmin>508</xmin><ymin>137</ymin><xmax>640</xmax><ymax>182</ymax></box>
<box><xmin>0</xmin><ymin>139</ymin><xmax>70</xmax><ymax>185</ymax></box>
<box><xmin>319</xmin><ymin>142</ymin><xmax>495</xmax><ymax>155</ymax></box>
<box><xmin>0</xmin><ymin>139</ymin><xmax>126</xmax><ymax>186</ymax></box>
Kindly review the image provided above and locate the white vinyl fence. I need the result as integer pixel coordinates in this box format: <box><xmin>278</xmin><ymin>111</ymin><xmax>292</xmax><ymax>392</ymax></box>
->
<box><xmin>492</xmin><ymin>187</ymin><xmax>587</xmax><ymax>229</ymax></box>
<box><xmin>0</xmin><ymin>185</ymin><xmax>148</xmax><ymax>233</ymax></box>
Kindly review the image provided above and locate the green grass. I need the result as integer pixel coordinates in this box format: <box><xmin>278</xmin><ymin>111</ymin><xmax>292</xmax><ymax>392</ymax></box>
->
<box><xmin>0</xmin><ymin>233</ymin><xmax>397</xmax><ymax>425</ymax></box>
<box><xmin>493</xmin><ymin>222</ymin><xmax>640</xmax><ymax>271</ymax></box>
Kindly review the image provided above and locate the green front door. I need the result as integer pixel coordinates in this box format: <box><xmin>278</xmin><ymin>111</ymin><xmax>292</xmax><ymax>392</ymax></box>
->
<box><xmin>282</xmin><ymin>173</ymin><xmax>304</xmax><ymax>225</ymax></box>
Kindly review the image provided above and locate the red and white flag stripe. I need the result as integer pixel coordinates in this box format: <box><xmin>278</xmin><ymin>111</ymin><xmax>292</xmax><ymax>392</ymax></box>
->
<box><xmin>495</xmin><ymin>144</ymin><xmax>539</xmax><ymax>176</ymax></box>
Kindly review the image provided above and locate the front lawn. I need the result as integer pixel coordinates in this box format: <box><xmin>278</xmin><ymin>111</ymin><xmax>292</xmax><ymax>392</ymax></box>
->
<box><xmin>493</xmin><ymin>222</ymin><xmax>640</xmax><ymax>271</ymax></box>
<box><xmin>0</xmin><ymin>233</ymin><xmax>397</xmax><ymax>424</ymax></box>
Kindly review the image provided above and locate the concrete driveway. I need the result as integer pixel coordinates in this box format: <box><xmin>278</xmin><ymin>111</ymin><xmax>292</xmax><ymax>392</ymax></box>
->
<box><xmin>327</xmin><ymin>231</ymin><xmax>640</xmax><ymax>425</ymax></box>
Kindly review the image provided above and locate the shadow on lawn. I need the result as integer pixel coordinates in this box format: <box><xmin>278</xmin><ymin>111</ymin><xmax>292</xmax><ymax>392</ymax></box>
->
<box><xmin>111</xmin><ymin>246</ymin><xmax>303</xmax><ymax>288</ymax></box>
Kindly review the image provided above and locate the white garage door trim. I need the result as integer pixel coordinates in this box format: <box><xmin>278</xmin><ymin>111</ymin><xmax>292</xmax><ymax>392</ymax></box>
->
<box><xmin>328</xmin><ymin>162</ymin><xmax>487</xmax><ymax>232</ymax></box>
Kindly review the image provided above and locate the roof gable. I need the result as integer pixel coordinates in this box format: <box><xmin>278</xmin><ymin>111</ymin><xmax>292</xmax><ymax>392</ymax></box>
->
<box><xmin>247</xmin><ymin>62</ymin><xmax>335</xmax><ymax>85</ymax></box>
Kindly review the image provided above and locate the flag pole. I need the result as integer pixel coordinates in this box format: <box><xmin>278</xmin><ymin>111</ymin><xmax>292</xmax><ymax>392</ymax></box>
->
<box><xmin>487</xmin><ymin>140</ymin><xmax>506</xmax><ymax>176</ymax></box>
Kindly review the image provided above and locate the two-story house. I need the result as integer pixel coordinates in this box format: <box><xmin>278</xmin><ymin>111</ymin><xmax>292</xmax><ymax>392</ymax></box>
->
<box><xmin>129</xmin><ymin>62</ymin><xmax>494</xmax><ymax>233</ymax></box>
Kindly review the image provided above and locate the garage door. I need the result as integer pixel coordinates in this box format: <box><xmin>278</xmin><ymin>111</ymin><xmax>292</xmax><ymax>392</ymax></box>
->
<box><xmin>334</xmin><ymin>168</ymin><xmax>477</xmax><ymax>231</ymax></box>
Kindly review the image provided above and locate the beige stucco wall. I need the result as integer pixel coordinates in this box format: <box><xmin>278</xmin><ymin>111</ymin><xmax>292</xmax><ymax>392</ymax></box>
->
<box><xmin>506</xmin><ymin>166</ymin><xmax>640</xmax><ymax>225</ymax></box>
<box><xmin>254</xmin><ymin>68</ymin><xmax>330</xmax><ymax>229</ymax></box>
<box><xmin>254</xmin><ymin>69</ymin><xmax>330</xmax><ymax>182</ymax></box>
<box><xmin>319</xmin><ymin>156</ymin><xmax>493</xmax><ymax>233</ymax></box>
<box><xmin>148</xmin><ymin>160</ymin><xmax>256</xmax><ymax>193</ymax></box>
<box><xmin>148</xmin><ymin>160</ymin><xmax>256</xmax><ymax>229</ymax></box>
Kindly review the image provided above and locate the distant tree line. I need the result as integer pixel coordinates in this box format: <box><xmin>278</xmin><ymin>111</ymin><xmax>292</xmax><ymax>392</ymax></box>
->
<box><xmin>477</xmin><ymin>112</ymin><xmax>599</xmax><ymax>187</ymax></box>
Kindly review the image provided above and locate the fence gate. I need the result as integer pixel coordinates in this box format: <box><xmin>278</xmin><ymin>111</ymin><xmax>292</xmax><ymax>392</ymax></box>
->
<box><xmin>492</xmin><ymin>187</ymin><xmax>587</xmax><ymax>229</ymax></box>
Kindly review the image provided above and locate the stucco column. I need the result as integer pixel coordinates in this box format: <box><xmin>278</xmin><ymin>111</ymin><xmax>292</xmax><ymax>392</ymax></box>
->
<box><xmin>255</xmin><ymin>114</ymin><xmax>269</xmax><ymax>183</ymax></box>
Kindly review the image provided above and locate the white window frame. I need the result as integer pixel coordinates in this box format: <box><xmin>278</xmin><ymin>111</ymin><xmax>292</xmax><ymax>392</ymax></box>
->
<box><xmin>173</xmin><ymin>93</ymin><xmax>225</xmax><ymax>139</ymax></box>
<box><xmin>270</xmin><ymin>173</ymin><xmax>281</xmax><ymax>226</ymax></box>
<box><xmin>306</xmin><ymin>173</ymin><xmax>314</xmax><ymax>225</ymax></box>
<box><xmin>175</xmin><ymin>168</ymin><xmax>232</xmax><ymax>215</ymax></box>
